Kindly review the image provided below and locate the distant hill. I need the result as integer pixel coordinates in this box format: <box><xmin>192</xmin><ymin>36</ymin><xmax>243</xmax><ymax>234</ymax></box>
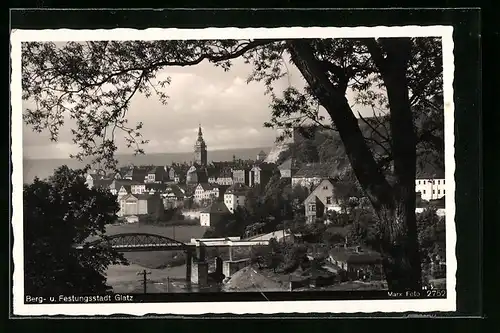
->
<box><xmin>23</xmin><ymin>146</ymin><xmax>273</xmax><ymax>183</ymax></box>
<box><xmin>272</xmin><ymin>116</ymin><xmax>444</xmax><ymax>178</ymax></box>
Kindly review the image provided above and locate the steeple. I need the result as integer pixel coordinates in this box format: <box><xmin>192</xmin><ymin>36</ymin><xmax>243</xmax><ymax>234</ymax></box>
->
<box><xmin>198</xmin><ymin>123</ymin><xmax>203</xmax><ymax>137</ymax></box>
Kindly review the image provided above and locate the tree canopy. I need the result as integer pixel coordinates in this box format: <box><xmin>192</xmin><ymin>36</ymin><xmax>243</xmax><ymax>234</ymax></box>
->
<box><xmin>22</xmin><ymin>37</ymin><xmax>444</xmax><ymax>290</ymax></box>
<box><xmin>23</xmin><ymin>166</ymin><xmax>128</xmax><ymax>296</ymax></box>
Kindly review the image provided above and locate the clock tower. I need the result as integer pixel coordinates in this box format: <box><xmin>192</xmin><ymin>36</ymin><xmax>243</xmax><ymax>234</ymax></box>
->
<box><xmin>194</xmin><ymin>124</ymin><xmax>207</xmax><ymax>166</ymax></box>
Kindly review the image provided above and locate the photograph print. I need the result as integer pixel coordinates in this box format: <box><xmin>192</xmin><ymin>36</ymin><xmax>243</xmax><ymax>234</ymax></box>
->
<box><xmin>12</xmin><ymin>26</ymin><xmax>456</xmax><ymax>315</ymax></box>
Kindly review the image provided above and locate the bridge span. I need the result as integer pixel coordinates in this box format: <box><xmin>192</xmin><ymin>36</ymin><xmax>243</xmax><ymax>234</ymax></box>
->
<box><xmin>75</xmin><ymin>233</ymin><xmax>270</xmax><ymax>286</ymax></box>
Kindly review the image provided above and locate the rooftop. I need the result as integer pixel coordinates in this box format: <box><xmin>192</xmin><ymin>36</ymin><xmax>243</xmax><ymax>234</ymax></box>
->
<box><xmin>293</xmin><ymin>163</ymin><xmax>339</xmax><ymax>179</ymax></box>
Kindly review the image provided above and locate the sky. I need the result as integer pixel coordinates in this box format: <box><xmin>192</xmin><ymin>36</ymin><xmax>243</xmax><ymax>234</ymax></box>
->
<box><xmin>22</xmin><ymin>51</ymin><xmax>373</xmax><ymax>160</ymax></box>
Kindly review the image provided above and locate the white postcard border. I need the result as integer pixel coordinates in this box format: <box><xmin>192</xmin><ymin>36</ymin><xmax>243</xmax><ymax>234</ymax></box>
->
<box><xmin>11</xmin><ymin>26</ymin><xmax>456</xmax><ymax>316</ymax></box>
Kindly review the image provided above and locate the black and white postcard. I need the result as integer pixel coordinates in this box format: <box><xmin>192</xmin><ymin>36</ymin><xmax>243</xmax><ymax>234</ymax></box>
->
<box><xmin>11</xmin><ymin>25</ymin><xmax>456</xmax><ymax>315</ymax></box>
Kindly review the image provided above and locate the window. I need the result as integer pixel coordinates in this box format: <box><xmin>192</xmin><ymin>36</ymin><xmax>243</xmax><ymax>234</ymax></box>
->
<box><xmin>423</xmin><ymin>190</ymin><xmax>426</xmax><ymax>194</ymax></box>
<box><xmin>438</xmin><ymin>190</ymin><xmax>440</xmax><ymax>194</ymax></box>
<box><xmin>443</xmin><ymin>190</ymin><xmax>446</xmax><ymax>194</ymax></box>
<box><xmin>323</xmin><ymin>186</ymin><xmax>328</xmax><ymax>190</ymax></box>
<box><xmin>418</xmin><ymin>180</ymin><xmax>421</xmax><ymax>185</ymax></box>
<box><xmin>443</xmin><ymin>180</ymin><xmax>446</xmax><ymax>185</ymax></box>
<box><xmin>326</xmin><ymin>197</ymin><xmax>332</xmax><ymax>204</ymax></box>
<box><xmin>438</xmin><ymin>180</ymin><xmax>440</xmax><ymax>185</ymax></box>
<box><xmin>423</xmin><ymin>181</ymin><xmax>426</xmax><ymax>184</ymax></box>
<box><xmin>433</xmin><ymin>190</ymin><xmax>435</xmax><ymax>194</ymax></box>
<box><xmin>310</xmin><ymin>204</ymin><xmax>316</xmax><ymax>212</ymax></box>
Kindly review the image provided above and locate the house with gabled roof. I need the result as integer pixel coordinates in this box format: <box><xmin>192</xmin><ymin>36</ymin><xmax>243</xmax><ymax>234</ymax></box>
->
<box><xmin>199</xmin><ymin>201</ymin><xmax>230</xmax><ymax>227</ymax></box>
<box><xmin>109</xmin><ymin>179</ymin><xmax>140</xmax><ymax>195</ymax></box>
<box><xmin>194</xmin><ymin>183</ymin><xmax>221</xmax><ymax>204</ymax></box>
<box><xmin>117</xmin><ymin>185</ymin><xmax>132</xmax><ymax>199</ymax></box>
<box><xmin>303</xmin><ymin>178</ymin><xmax>341</xmax><ymax>224</ymax></box>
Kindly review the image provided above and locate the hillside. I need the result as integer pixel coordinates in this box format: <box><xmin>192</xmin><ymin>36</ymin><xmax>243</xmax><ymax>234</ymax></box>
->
<box><xmin>273</xmin><ymin>116</ymin><xmax>444</xmax><ymax>179</ymax></box>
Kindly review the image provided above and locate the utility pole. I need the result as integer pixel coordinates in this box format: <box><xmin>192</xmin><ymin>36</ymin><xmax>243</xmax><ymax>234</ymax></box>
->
<box><xmin>137</xmin><ymin>269</ymin><xmax>151</xmax><ymax>294</ymax></box>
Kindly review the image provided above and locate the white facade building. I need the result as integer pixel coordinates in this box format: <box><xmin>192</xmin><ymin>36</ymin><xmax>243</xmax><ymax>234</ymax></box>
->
<box><xmin>224</xmin><ymin>192</ymin><xmax>246</xmax><ymax>213</ymax></box>
<box><xmin>415</xmin><ymin>178</ymin><xmax>446</xmax><ymax>201</ymax></box>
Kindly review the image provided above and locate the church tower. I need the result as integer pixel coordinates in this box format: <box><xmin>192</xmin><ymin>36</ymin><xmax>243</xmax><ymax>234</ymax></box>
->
<box><xmin>194</xmin><ymin>124</ymin><xmax>207</xmax><ymax>166</ymax></box>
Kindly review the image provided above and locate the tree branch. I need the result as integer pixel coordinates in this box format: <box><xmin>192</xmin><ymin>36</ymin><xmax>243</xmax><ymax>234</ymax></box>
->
<box><xmin>286</xmin><ymin>39</ymin><xmax>394</xmax><ymax>211</ymax></box>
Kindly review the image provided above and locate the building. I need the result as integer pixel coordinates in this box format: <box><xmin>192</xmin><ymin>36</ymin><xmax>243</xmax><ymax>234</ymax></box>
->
<box><xmin>250</xmin><ymin>163</ymin><xmax>276</xmax><ymax>188</ymax></box>
<box><xmin>130</xmin><ymin>183</ymin><xmax>147</xmax><ymax>195</ymax></box>
<box><xmin>224</xmin><ymin>183</ymin><xmax>250</xmax><ymax>213</ymax></box>
<box><xmin>122</xmin><ymin>167</ymin><xmax>149</xmax><ymax>182</ymax></box>
<box><xmin>216</xmin><ymin>168</ymin><xmax>233</xmax><ymax>186</ymax></box>
<box><xmin>85</xmin><ymin>171</ymin><xmax>107</xmax><ymax>188</ymax></box>
<box><xmin>146</xmin><ymin>183</ymin><xmax>167</xmax><ymax>194</ymax></box>
<box><xmin>415</xmin><ymin>178</ymin><xmax>446</xmax><ymax>201</ymax></box>
<box><xmin>117</xmin><ymin>185</ymin><xmax>132</xmax><ymax>201</ymax></box>
<box><xmin>194</xmin><ymin>183</ymin><xmax>220</xmax><ymax>204</ymax></box>
<box><xmin>256</xmin><ymin>150</ymin><xmax>267</xmax><ymax>162</ymax></box>
<box><xmin>278</xmin><ymin>158</ymin><xmax>294</xmax><ymax>178</ymax></box>
<box><xmin>328</xmin><ymin>247</ymin><xmax>384</xmax><ymax>281</ymax></box>
<box><xmin>162</xmin><ymin>184</ymin><xmax>186</xmax><ymax>209</ymax></box>
<box><xmin>232</xmin><ymin>167</ymin><xmax>251</xmax><ymax>186</ymax></box>
<box><xmin>207</xmin><ymin>166</ymin><xmax>221</xmax><ymax>183</ymax></box>
<box><xmin>194</xmin><ymin>124</ymin><xmax>208</xmax><ymax>166</ymax></box>
<box><xmin>303</xmin><ymin>179</ymin><xmax>341</xmax><ymax>224</ymax></box>
<box><xmin>292</xmin><ymin>163</ymin><xmax>339</xmax><ymax>189</ymax></box>
<box><xmin>186</xmin><ymin>164</ymin><xmax>209</xmax><ymax>185</ymax></box>
<box><xmin>109</xmin><ymin>179</ymin><xmax>140</xmax><ymax>195</ymax></box>
<box><xmin>118</xmin><ymin>193</ymin><xmax>163</xmax><ymax>217</ymax></box>
<box><xmin>199</xmin><ymin>201</ymin><xmax>231</xmax><ymax>227</ymax></box>
<box><xmin>145</xmin><ymin>166</ymin><xmax>167</xmax><ymax>183</ymax></box>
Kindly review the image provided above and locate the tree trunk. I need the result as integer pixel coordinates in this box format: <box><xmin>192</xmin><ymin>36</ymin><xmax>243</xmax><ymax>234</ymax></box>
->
<box><xmin>367</xmin><ymin>38</ymin><xmax>422</xmax><ymax>291</ymax></box>
<box><xmin>287</xmin><ymin>39</ymin><xmax>422</xmax><ymax>290</ymax></box>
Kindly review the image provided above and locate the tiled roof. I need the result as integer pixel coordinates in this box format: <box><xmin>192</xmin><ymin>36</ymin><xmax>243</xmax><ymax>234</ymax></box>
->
<box><xmin>278</xmin><ymin>158</ymin><xmax>292</xmax><ymax>170</ymax></box>
<box><xmin>206</xmin><ymin>167</ymin><xmax>220</xmax><ymax>177</ymax></box>
<box><xmin>293</xmin><ymin>163</ymin><xmax>339</xmax><ymax>178</ymax></box>
<box><xmin>226</xmin><ymin>182</ymin><xmax>249</xmax><ymax>195</ymax></box>
<box><xmin>136</xmin><ymin>193</ymin><xmax>161</xmax><ymax>201</ymax></box>
<box><xmin>254</xmin><ymin>162</ymin><xmax>276</xmax><ymax>171</ymax></box>
<box><xmin>198</xmin><ymin>183</ymin><xmax>219</xmax><ymax>191</ymax></box>
<box><xmin>201</xmin><ymin>201</ymin><xmax>230</xmax><ymax>214</ymax></box>
<box><xmin>146</xmin><ymin>183</ymin><xmax>167</xmax><ymax>191</ymax></box>
<box><xmin>111</xmin><ymin>179</ymin><xmax>140</xmax><ymax>188</ymax></box>
<box><xmin>165</xmin><ymin>184</ymin><xmax>185</xmax><ymax>198</ymax></box>
<box><xmin>94</xmin><ymin>178</ymin><xmax>113</xmax><ymax>188</ymax></box>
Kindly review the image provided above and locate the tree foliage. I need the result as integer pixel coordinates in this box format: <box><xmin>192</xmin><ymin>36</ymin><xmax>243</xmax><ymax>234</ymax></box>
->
<box><xmin>23</xmin><ymin>166</ymin><xmax>128</xmax><ymax>296</ymax></box>
<box><xmin>22</xmin><ymin>37</ymin><xmax>445</xmax><ymax>290</ymax></box>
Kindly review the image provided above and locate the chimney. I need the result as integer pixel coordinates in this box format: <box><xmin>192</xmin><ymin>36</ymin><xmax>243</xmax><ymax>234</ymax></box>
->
<box><xmin>356</xmin><ymin>246</ymin><xmax>362</xmax><ymax>253</ymax></box>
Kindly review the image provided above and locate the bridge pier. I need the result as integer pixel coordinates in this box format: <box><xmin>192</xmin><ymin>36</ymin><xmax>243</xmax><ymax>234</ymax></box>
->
<box><xmin>185</xmin><ymin>249</ymin><xmax>193</xmax><ymax>285</ymax></box>
<box><xmin>190</xmin><ymin>244</ymin><xmax>208</xmax><ymax>286</ymax></box>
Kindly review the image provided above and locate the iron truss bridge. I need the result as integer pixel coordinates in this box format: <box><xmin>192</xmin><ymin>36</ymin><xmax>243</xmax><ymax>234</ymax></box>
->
<box><xmin>75</xmin><ymin>233</ymin><xmax>192</xmax><ymax>252</ymax></box>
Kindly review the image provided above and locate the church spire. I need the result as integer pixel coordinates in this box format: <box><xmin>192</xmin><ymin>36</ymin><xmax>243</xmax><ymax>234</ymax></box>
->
<box><xmin>198</xmin><ymin>123</ymin><xmax>203</xmax><ymax>137</ymax></box>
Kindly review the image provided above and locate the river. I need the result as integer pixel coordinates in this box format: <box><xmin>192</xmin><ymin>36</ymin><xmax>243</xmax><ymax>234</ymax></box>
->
<box><xmin>106</xmin><ymin>263</ymin><xmax>221</xmax><ymax>293</ymax></box>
